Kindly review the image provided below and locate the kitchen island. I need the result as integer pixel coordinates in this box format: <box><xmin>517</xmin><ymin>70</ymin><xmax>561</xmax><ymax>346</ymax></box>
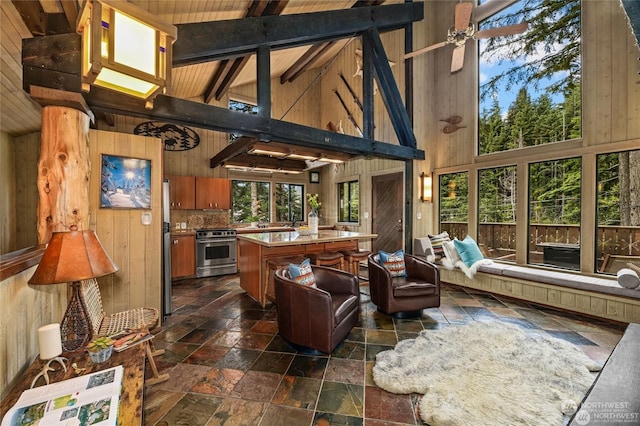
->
<box><xmin>237</xmin><ymin>230</ymin><xmax>376</xmax><ymax>306</ymax></box>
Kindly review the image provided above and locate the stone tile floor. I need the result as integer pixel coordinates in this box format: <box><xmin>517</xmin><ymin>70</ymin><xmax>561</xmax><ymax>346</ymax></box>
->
<box><xmin>143</xmin><ymin>273</ymin><xmax>626</xmax><ymax>425</ymax></box>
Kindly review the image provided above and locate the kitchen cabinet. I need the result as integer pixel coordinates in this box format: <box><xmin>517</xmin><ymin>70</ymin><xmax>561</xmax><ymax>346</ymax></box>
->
<box><xmin>196</xmin><ymin>177</ymin><xmax>230</xmax><ymax>210</ymax></box>
<box><xmin>165</xmin><ymin>175</ymin><xmax>195</xmax><ymax>209</ymax></box>
<box><xmin>171</xmin><ymin>233</ymin><xmax>195</xmax><ymax>279</ymax></box>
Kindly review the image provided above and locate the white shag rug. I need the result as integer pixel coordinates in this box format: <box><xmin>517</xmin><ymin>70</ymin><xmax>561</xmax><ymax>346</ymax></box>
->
<box><xmin>373</xmin><ymin>322</ymin><xmax>602</xmax><ymax>426</ymax></box>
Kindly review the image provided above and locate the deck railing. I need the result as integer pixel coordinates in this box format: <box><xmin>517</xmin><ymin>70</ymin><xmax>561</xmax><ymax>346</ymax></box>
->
<box><xmin>441</xmin><ymin>222</ymin><xmax>640</xmax><ymax>261</ymax></box>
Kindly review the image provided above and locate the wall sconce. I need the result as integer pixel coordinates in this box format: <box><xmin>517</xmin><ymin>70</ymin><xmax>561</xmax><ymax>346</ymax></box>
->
<box><xmin>420</xmin><ymin>172</ymin><xmax>433</xmax><ymax>202</ymax></box>
<box><xmin>77</xmin><ymin>0</ymin><xmax>177</xmax><ymax>108</ymax></box>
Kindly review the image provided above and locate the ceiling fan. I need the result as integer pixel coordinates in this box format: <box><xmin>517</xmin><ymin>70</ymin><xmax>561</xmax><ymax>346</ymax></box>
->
<box><xmin>405</xmin><ymin>2</ymin><xmax>528</xmax><ymax>73</ymax></box>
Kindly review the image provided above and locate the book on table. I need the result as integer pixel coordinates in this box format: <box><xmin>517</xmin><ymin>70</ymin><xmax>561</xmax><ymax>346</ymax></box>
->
<box><xmin>1</xmin><ymin>365</ymin><xmax>123</xmax><ymax>426</ymax></box>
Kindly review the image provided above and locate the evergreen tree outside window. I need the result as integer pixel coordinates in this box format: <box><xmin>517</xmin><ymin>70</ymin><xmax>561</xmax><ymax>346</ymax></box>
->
<box><xmin>478</xmin><ymin>0</ymin><xmax>581</xmax><ymax>154</ymax></box>
<box><xmin>275</xmin><ymin>183</ymin><xmax>304</xmax><ymax>223</ymax></box>
<box><xmin>231</xmin><ymin>180</ymin><xmax>270</xmax><ymax>224</ymax></box>
<box><xmin>596</xmin><ymin>149</ymin><xmax>640</xmax><ymax>275</ymax></box>
<box><xmin>439</xmin><ymin>172</ymin><xmax>469</xmax><ymax>239</ymax></box>
<box><xmin>528</xmin><ymin>157</ymin><xmax>581</xmax><ymax>270</ymax></box>
<box><xmin>338</xmin><ymin>181</ymin><xmax>359</xmax><ymax>223</ymax></box>
<box><xmin>478</xmin><ymin>166</ymin><xmax>517</xmax><ymax>261</ymax></box>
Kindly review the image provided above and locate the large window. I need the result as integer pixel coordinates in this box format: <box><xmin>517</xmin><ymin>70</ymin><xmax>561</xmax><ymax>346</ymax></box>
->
<box><xmin>275</xmin><ymin>183</ymin><xmax>304</xmax><ymax>223</ymax></box>
<box><xmin>479</xmin><ymin>0</ymin><xmax>581</xmax><ymax>154</ymax></box>
<box><xmin>478</xmin><ymin>166</ymin><xmax>517</xmax><ymax>261</ymax></box>
<box><xmin>597</xmin><ymin>149</ymin><xmax>640</xmax><ymax>274</ymax></box>
<box><xmin>439</xmin><ymin>172</ymin><xmax>469</xmax><ymax>239</ymax></box>
<box><xmin>338</xmin><ymin>180</ymin><xmax>359</xmax><ymax>223</ymax></box>
<box><xmin>231</xmin><ymin>180</ymin><xmax>270</xmax><ymax>224</ymax></box>
<box><xmin>528</xmin><ymin>158</ymin><xmax>581</xmax><ymax>270</ymax></box>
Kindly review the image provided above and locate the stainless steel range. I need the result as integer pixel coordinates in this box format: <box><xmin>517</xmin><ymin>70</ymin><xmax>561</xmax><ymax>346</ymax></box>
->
<box><xmin>195</xmin><ymin>229</ymin><xmax>238</xmax><ymax>277</ymax></box>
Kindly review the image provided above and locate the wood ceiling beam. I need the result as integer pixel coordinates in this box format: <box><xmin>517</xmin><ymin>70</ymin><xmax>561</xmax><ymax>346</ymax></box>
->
<box><xmin>222</xmin><ymin>153</ymin><xmax>307</xmax><ymax>172</ymax></box>
<box><xmin>279</xmin><ymin>0</ymin><xmax>385</xmax><ymax>84</ymax></box>
<box><xmin>363</xmin><ymin>28</ymin><xmax>416</xmax><ymax>148</ymax></box>
<box><xmin>59</xmin><ymin>0</ymin><xmax>79</xmax><ymax>33</ymax></box>
<box><xmin>12</xmin><ymin>0</ymin><xmax>46</xmax><ymax>36</ymax></box>
<box><xmin>172</xmin><ymin>2</ymin><xmax>424</xmax><ymax>67</ymax></box>
<box><xmin>83</xmin><ymin>87</ymin><xmax>425</xmax><ymax>162</ymax></box>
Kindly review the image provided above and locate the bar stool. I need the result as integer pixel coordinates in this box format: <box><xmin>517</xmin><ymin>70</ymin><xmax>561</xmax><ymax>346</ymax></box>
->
<box><xmin>309</xmin><ymin>252</ymin><xmax>345</xmax><ymax>271</ymax></box>
<box><xmin>340</xmin><ymin>249</ymin><xmax>371</xmax><ymax>282</ymax></box>
<box><xmin>264</xmin><ymin>255</ymin><xmax>306</xmax><ymax>305</ymax></box>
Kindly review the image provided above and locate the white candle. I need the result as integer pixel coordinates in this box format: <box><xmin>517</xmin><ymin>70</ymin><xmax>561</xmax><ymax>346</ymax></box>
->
<box><xmin>38</xmin><ymin>323</ymin><xmax>62</xmax><ymax>360</ymax></box>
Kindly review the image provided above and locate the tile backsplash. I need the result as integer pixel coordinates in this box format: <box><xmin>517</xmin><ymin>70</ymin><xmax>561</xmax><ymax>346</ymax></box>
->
<box><xmin>171</xmin><ymin>210</ymin><xmax>229</xmax><ymax>229</ymax></box>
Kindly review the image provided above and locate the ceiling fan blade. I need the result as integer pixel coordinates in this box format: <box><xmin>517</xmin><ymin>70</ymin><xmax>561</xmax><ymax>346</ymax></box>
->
<box><xmin>475</xmin><ymin>22</ymin><xmax>528</xmax><ymax>39</ymax></box>
<box><xmin>451</xmin><ymin>44</ymin><xmax>466</xmax><ymax>73</ymax></box>
<box><xmin>454</xmin><ymin>2</ymin><xmax>473</xmax><ymax>31</ymax></box>
<box><xmin>404</xmin><ymin>40</ymin><xmax>449</xmax><ymax>59</ymax></box>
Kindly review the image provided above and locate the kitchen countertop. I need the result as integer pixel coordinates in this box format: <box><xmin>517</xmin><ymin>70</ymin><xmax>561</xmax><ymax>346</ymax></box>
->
<box><xmin>237</xmin><ymin>229</ymin><xmax>377</xmax><ymax>247</ymax></box>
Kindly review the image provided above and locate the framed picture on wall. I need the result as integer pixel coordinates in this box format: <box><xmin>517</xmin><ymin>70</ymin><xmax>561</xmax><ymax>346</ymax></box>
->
<box><xmin>310</xmin><ymin>171</ymin><xmax>320</xmax><ymax>183</ymax></box>
<box><xmin>100</xmin><ymin>154</ymin><xmax>152</xmax><ymax>209</ymax></box>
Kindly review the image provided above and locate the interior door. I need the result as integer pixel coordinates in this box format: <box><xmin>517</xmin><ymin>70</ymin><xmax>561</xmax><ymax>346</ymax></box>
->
<box><xmin>372</xmin><ymin>172</ymin><xmax>404</xmax><ymax>253</ymax></box>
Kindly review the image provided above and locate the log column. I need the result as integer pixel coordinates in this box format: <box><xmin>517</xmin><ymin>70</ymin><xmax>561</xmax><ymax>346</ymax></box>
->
<box><xmin>36</xmin><ymin>105</ymin><xmax>91</xmax><ymax>244</ymax></box>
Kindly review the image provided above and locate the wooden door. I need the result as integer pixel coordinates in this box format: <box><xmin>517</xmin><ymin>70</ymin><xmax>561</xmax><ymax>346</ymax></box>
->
<box><xmin>372</xmin><ymin>172</ymin><xmax>404</xmax><ymax>253</ymax></box>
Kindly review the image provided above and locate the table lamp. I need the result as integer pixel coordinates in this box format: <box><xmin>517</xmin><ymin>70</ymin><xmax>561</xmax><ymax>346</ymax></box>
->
<box><xmin>29</xmin><ymin>229</ymin><xmax>119</xmax><ymax>354</ymax></box>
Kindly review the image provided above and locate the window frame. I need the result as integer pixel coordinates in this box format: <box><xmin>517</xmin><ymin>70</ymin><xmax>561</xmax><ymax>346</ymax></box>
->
<box><xmin>337</xmin><ymin>179</ymin><xmax>360</xmax><ymax>225</ymax></box>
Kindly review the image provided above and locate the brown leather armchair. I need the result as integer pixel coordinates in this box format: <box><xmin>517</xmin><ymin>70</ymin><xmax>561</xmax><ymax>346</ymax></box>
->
<box><xmin>274</xmin><ymin>265</ymin><xmax>360</xmax><ymax>354</ymax></box>
<box><xmin>367</xmin><ymin>253</ymin><xmax>440</xmax><ymax>318</ymax></box>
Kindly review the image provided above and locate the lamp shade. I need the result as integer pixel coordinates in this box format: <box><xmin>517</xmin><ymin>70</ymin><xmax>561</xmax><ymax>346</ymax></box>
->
<box><xmin>29</xmin><ymin>230</ymin><xmax>119</xmax><ymax>285</ymax></box>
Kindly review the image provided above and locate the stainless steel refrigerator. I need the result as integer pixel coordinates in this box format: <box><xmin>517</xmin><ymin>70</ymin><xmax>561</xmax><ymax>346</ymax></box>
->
<box><xmin>162</xmin><ymin>179</ymin><xmax>172</xmax><ymax>319</ymax></box>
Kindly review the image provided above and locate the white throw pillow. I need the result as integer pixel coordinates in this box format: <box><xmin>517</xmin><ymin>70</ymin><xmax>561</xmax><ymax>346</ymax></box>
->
<box><xmin>617</xmin><ymin>268</ymin><xmax>640</xmax><ymax>289</ymax></box>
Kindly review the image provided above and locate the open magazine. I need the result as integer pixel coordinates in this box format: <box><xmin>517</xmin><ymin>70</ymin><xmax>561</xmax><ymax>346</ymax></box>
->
<box><xmin>2</xmin><ymin>365</ymin><xmax>123</xmax><ymax>426</ymax></box>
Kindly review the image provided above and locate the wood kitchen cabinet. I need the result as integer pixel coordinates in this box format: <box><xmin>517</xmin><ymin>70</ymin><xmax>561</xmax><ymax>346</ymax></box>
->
<box><xmin>165</xmin><ymin>175</ymin><xmax>195</xmax><ymax>209</ymax></box>
<box><xmin>171</xmin><ymin>233</ymin><xmax>195</xmax><ymax>279</ymax></box>
<box><xmin>196</xmin><ymin>177</ymin><xmax>230</xmax><ymax>210</ymax></box>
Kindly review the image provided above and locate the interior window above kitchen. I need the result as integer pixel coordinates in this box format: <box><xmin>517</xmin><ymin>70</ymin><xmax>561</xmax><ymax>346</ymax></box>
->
<box><xmin>231</xmin><ymin>180</ymin><xmax>270</xmax><ymax>224</ymax></box>
<box><xmin>275</xmin><ymin>183</ymin><xmax>304</xmax><ymax>223</ymax></box>
<box><xmin>338</xmin><ymin>180</ymin><xmax>359</xmax><ymax>223</ymax></box>
<box><xmin>478</xmin><ymin>0</ymin><xmax>581</xmax><ymax>154</ymax></box>
<box><xmin>229</xmin><ymin>99</ymin><xmax>257</xmax><ymax>143</ymax></box>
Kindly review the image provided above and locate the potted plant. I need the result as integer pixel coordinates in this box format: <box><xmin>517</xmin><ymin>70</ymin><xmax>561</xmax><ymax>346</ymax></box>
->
<box><xmin>306</xmin><ymin>194</ymin><xmax>321</xmax><ymax>234</ymax></box>
<box><xmin>246</xmin><ymin>215</ymin><xmax>260</xmax><ymax>228</ymax></box>
<box><xmin>86</xmin><ymin>336</ymin><xmax>115</xmax><ymax>364</ymax></box>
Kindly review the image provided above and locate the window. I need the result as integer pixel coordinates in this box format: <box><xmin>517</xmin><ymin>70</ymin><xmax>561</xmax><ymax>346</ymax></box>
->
<box><xmin>438</xmin><ymin>172</ymin><xmax>469</xmax><ymax>239</ymax></box>
<box><xmin>478</xmin><ymin>0</ymin><xmax>581</xmax><ymax>154</ymax></box>
<box><xmin>229</xmin><ymin>99</ymin><xmax>257</xmax><ymax>142</ymax></box>
<box><xmin>275</xmin><ymin>183</ymin><xmax>304</xmax><ymax>223</ymax></box>
<box><xmin>338</xmin><ymin>180</ymin><xmax>359</xmax><ymax>223</ymax></box>
<box><xmin>231</xmin><ymin>180</ymin><xmax>270</xmax><ymax>223</ymax></box>
<box><xmin>528</xmin><ymin>158</ymin><xmax>581</xmax><ymax>270</ymax></box>
<box><xmin>478</xmin><ymin>166</ymin><xmax>517</xmax><ymax>261</ymax></box>
<box><xmin>596</xmin><ymin>149</ymin><xmax>640</xmax><ymax>275</ymax></box>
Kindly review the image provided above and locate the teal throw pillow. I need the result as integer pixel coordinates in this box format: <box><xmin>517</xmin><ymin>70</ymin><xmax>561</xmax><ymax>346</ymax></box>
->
<box><xmin>379</xmin><ymin>249</ymin><xmax>407</xmax><ymax>277</ymax></box>
<box><xmin>288</xmin><ymin>258</ymin><xmax>317</xmax><ymax>287</ymax></box>
<box><xmin>453</xmin><ymin>236</ymin><xmax>484</xmax><ymax>268</ymax></box>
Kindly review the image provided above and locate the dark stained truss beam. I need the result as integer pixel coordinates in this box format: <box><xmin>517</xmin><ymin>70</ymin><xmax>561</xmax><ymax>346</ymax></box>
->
<box><xmin>83</xmin><ymin>87</ymin><xmax>424</xmax><ymax>162</ymax></box>
<box><xmin>172</xmin><ymin>2</ymin><xmax>423</xmax><ymax>66</ymax></box>
<box><xmin>11</xmin><ymin>0</ymin><xmax>78</xmax><ymax>36</ymax></box>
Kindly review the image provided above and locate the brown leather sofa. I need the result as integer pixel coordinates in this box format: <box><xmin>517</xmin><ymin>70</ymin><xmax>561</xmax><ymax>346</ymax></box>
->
<box><xmin>274</xmin><ymin>265</ymin><xmax>360</xmax><ymax>354</ymax></box>
<box><xmin>367</xmin><ymin>253</ymin><xmax>440</xmax><ymax>317</ymax></box>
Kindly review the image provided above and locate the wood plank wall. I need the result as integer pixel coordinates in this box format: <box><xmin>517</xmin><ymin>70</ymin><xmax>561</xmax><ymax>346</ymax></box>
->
<box><xmin>0</xmin><ymin>132</ymin><xmax>16</xmax><ymax>254</ymax></box>
<box><xmin>88</xmin><ymin>130</ymin><xmax>163</xmax><ymax>316</ymax></box>
<box><xmin>0</xmin><ymin>266</ymin><xmax>66</xmax><ymax>400</ymax></box>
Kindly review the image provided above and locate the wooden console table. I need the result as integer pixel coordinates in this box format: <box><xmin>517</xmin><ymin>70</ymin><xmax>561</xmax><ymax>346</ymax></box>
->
<box><xmin>1</xmin><ymin>344</ymin><xmax>145</xmax><ymax>425</ymax></box>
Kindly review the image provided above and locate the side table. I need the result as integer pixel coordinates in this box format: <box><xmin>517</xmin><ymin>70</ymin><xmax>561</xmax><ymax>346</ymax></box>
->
<box><xmin>1</xmin><ymin>344</ymin><xmax>145</xmax><ymax>425</ymax></box>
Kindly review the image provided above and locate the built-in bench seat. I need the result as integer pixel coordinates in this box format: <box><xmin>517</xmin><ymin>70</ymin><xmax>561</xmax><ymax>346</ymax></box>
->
<box><xmin>436</xmin><ymin>261</ymin><xmax>640</xmax><ymax>323</ymax></box>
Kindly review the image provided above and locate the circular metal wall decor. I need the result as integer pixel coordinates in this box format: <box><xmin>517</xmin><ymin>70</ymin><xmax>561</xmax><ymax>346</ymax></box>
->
<box><xmin>134</xmin><ymin>121</ymin><xmax>200</xmax><ymax>151</ymax></box>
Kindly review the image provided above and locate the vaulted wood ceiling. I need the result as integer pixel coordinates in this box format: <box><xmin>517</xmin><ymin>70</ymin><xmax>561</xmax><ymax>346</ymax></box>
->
<box><xmin>1</xmin><ymin>0</ymin><xmax>401</xmax><ymax>137</ymax></box>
